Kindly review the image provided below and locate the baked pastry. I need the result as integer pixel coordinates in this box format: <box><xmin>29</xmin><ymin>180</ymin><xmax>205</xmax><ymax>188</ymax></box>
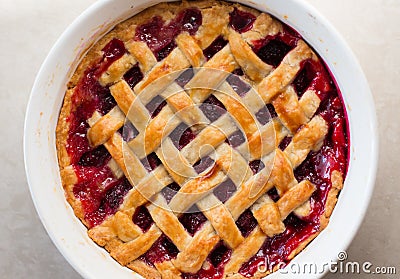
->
<box><xmin>56</xmin><ymin>1</ymin><xmax>349</xmax><ymax>278</ymax></box>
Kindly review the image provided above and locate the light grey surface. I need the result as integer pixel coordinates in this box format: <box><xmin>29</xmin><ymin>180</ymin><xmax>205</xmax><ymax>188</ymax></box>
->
<box><xmin>1</xmin><ymin>0</ymin><xmax>398</xmax><ymax>278</ymax></box>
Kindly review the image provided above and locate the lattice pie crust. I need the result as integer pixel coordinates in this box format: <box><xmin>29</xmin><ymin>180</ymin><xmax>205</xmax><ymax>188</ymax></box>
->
<box><xmin>56</xmin><ymin>1</ymin><xmax>347</xmax><ymax>278</ymax></box>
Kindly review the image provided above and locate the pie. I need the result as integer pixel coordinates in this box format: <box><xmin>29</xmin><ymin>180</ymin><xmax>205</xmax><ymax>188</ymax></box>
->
<box><xmin>56</xmin><ymin>1</ymin><xmax>349</xmax><ymax>278</ymax></box>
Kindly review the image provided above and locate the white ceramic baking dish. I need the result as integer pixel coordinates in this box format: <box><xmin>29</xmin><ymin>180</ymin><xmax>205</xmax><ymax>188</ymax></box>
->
<box><xmin>24</xmin><ymin>0</ymin><xmax>378</xmax><ymax>278</ymax></box>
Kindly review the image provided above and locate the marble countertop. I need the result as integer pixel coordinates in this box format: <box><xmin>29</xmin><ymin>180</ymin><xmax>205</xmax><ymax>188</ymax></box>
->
<box><xmin>1</xmin><ymin>0</ymin><xmax>399</xmax><ymax>278</ymax></box>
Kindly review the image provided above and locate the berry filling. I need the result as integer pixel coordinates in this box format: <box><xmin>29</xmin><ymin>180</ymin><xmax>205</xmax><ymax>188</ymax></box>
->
<box><xmin>132</xmin><ymin>205</ymin><xmax>154</xmax><ymax>233</ymax></box>
<box><xmin>267</xmin><ymin>187</ymin><xmax>280</xmax><ymax>202</ymax></box>
<box><xmin>170</xmin><ymin>123</ymin><xmax>197</xmax><ymax>150</ymax></box>
<box><xmin>161</xmin><ymin>182</ymin><xmax>181</xmax><ymax>204</ymax></box>
<box><xmin>146</xmin><ymin>95</ymin><xmax>168</xmax><ymax>118</ymax></box>
<box><xmin>226</xmin><ymin>74</ymin><xmax>251</xmax><ymax>97</ymax></box>
<box><xmin>236</xmin><ymin>210</ymin><xmax>258</xmax><ymax>237</ymax></box>
<box><xmin>72</xmin><ymin>162</ymin><xmax>112</xmax><ymax>215</ymax></box>
<box><xmin>278</xmin><ymin>136</ymin><xmax>292</xmax><ymax>151</ymax></box>
<box><xmin>179</xmin><ymin>205</ymin><xmax>208</xmax><ymax>236</ymax></box>
<box><xmin>135</xmin><ymin>8</ymin><xmax>202</xmax><ymax>60</ymax></box>
<box><xmin>200</xmin><ymin>95</ymin><xmax>227</xmax><ymax>121</ymax></box>
<box><xmin>140</xmin><ymin>234</ymin><xmax>179</xmax><ymax>265</ymax></box>
<box><xmin>293</xmin><ymin>59</ymin><xmax>333</xmax><ymax>100</ymax></box>
<box><xmin>232</xmin><ymin>68</ymin><xmax>244</xmax><ymax>76</ymax></box>
<box><xmin>248</xmin><ymin>160</ymin><xmax>265</xmax><ymax>175</ymax></box>
<box><xmin>239</xmin><ymin>214</ymin><xmax>318</xmax><ymax>276</ymax></box>
<box><xmin>123</xmin><ymin>64</ymin><xmax>143</xmax><ymax>89</ymax></box>
<box><xmin>73</xmin><ymin>164</ymin><xmax>132</xmax><ymax>227</ymax></box>
<box><xmin>213</xmin><ymin>179</ymin><xmax>237</xmax><ymax>203</ymax></box>
<box><xmin>91</xmin><ymin>178</ymin><xmax>132</xmax><ymax>219</ymax></box>
<box><xmin>141</xmin><ymin>152</ymin><xmax>162</xmax><ymax>172</ymax></box>
<box><xmin>121</xmin><ymin>121</ymin><xmax>139</xmax><ymax>142</ymax></box>
<box><xmin>295</xmin><ymin>96</ymin><xmax>349</xmax><ymax>206</ymax></box>
<box><xmin>255</xmin><ymin>104</ymin><xmax>277</xmax><ymax>125</ymax></box>
<box><xmin>176</xmin><ymin>68</ymin><xmax>195</xmax><ymax>87</ymax></box>
<box><xmin>208</xmin><ymin>242</ymin><xmax>232</xmax><ymax>268</ymax></box>
<box><xmin>177</xmin><ymin>8</ymin><xmax>203</xmax><ymax>35</ymax></box>
<box><xmin>67</xmin><ymin>121</ymin><xmax>91</xmax><ymax>165</ymax></box>
<box><xmin>256</xmin><ymin>39</ymin><xmax>292</xmax><ymax>67</ymax></box>
<box><xmin>193</xmin><ymin>156</ymin><xmax>215</xmax><ymax>174</ymax></box>
<box><xmin>77</xmin><ymin>145</ymin><xmax>110</xmax><ymax>167</ymax></box>
<box><xmin>229</xmin><ymin>8</ymin><xmax>256</xmax><ymax>33</ymax></box>
<box><xmin>178</xmin><ymin>127</ymin><xmax>196</xmax><ymax>149</ymax></box>
<box><xmin>253</xmin><ymin>27</ymin><xmax>300</xmax><ymax>67</ymax></box>
<box><xmin>66</xmin><ymin>67</ymin><xmax>116</xmax><ymax>164</ymax></box>
<box><xmin>102</xmin><ymin>38</ymin><xmax>126</xmax><ymax>64</ymax></box>
<box><xmin>226</xmin><ymin>130</ymin><xmax>246</xmax><ymax>148</ymax></box>
<box><xmin>66</xmin><ymin>39</ymin><xmax>134</xmax><ymax>227</ymax></box>
<box><xmin>157</xmin><ymin>41</ymin><xmax>177</xmax><ymax>61</ymax></box>
<box><xmin>203</xmin><ymin>36</ymin><xmax>229</xmax><ymax>60</ymax></box>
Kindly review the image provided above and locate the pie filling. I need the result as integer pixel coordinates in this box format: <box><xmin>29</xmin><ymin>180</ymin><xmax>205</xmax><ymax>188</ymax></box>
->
<box><xmin>61</xmin><ymin>3</ymin><xmax>349</xmax><ymax>278</ymax></box>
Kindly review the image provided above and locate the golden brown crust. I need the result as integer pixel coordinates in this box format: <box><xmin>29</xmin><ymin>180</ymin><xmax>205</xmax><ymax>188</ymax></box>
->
<box><xmin>272</xmin><ymin>86</ymin><xmax>308</xmax><ymax>133</ymax></box>
<box><xmin>148</xmin><ymin>196</ymin><xmax>191</xmax><ymax>251</ymax></box>
<box><xmin>173</xmin><ymin>224</ymin><xmax>220</xmax><ymax>273</ymax></box>
<box><xmin>320</xmin><ymin>170</ymin><xmax>344</xmax><ymax>229</ymax></box>
<box><xmin>253</xmin><ymin>203</ymin><xmax>285</xmax><ymax>237</ymax></box>
<box><xmin>128</xmin><ymin>260</ymin><xmax>162</xmax><ymax>279</ymax></box>
<box><xmin>99</xmin><ymin>54</ymin><xmax>137</xmax><ymax>86</ymax></box>
<box><xmin>111</xmin><ymin>226</ymin><xmax>162</xmax><ymax>266</ymax></box>
<box><xmin>56</xmin><ymin>88</ymin><xmax>89</xmax><ymax>226</ymax></box>
<box><xmin>109</xmin><ymin>80</ymin><xmax>136</xmax><ymax>115</ymax></box>
<box><xmin>55</xmin><ymin>1</ymin><xmax>347</xmax><ymax>278</ymax></box>
<box><xmin>229</xmin><ymin>30</ymin><xmax>273</xmax><ymax>82</ymax></box>
<box><xmin>134</xmin><ymin>48</ymin><xmax>190</xmax><ymax>93</ymax></box>
<box><xmin>257</xmin><ymin>40</ymin><xmax>314</xmax><ymax>103</ymax></box>
<box><xmin>214</xmin><ymin>90</ymin><xmax>258</xmax><ymax>138</ymax></box>
<box><xmin>198</xmin><ymin>196</ymin><xmax>244</xmax><ymax>248</ymax></box>
<box><xmin>155</xmin><ymin>261</ymin><xmax>182</xmax><ymax>279</ymax></box>
<box><xmin>56</xmin><ymin>89</ymin><xmax>73</xmax><ymax>168</ymax></box>
<box><xmin>87</xmin><ymin>107</ymin><xmax>125</xmax><ymax>147</ymax></box>
<box><xmin>225</xmin><ymin>227</ymin><xmax>265</xmax><ymax>275</ymax></box>
<box><xmin>125</xmin><ymin>40</ymin><xmax>157</xmax><ymax>74</ymax></box>
<box><xmin>176</xmin><ymin>33</ymin><xmax>206</xmax><ymax>67</ymax></box>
